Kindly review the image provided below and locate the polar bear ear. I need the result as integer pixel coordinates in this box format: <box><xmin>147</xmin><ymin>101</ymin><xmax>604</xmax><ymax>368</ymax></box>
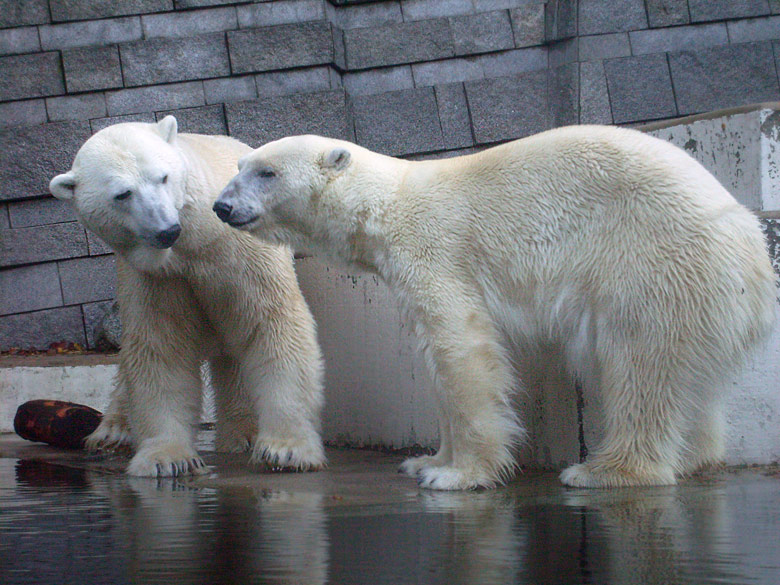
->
<box><xmin>157</xmin><ymin>115</ymin><xmax>178</xmax><ymax>144</ymax></box>
<box><xmin>322</xmin><ymin>147</ymin><xmax>351</xmax><ymax>172</ymax></box>
<box><xmin>50</xmin><ymin>172</ymin><xmax>77</xmax><ymax>200</ymax></box>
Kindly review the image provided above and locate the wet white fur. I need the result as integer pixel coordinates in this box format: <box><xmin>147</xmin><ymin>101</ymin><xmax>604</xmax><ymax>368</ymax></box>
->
<box><xmin>49</xmin><ymin>119</ymin><xmax>325</xmax><ymax>477</ymax></box>
<box><xmin>216</xmin><ymin>125</ymin><xmax>777</xmax><ymax>490</ymax></box>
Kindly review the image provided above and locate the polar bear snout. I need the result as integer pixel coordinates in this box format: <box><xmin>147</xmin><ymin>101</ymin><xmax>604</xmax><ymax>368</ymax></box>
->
<box><xmin>214</xmin><ymin>178</ymin><xmax>262</xmax><ymax>228</ymax></box>
<box><xmin>155</xmin><ymin>223</ymin><xmax>181</xmax><ymax>248</ymax></box>
<box><xmin>212</xmin><ymin>200</ymin><xmax>233</xmax><ymax>222</ymax></box>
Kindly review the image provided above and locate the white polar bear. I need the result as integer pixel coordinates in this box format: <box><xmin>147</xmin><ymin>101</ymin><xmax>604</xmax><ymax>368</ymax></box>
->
<box><xmin>49</xmin><ymin>117</ymin><xmax>325</xmax><ymax>477</ymax></box>
<box><xmin>213</xmin><ymin>125</ymin><xmax>777</xmax><ymax>491</ymax></box>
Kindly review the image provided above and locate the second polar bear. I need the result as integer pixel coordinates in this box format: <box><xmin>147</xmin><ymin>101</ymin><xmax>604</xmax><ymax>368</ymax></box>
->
<box><xmin>49</xmin><ymin>118</ymin><xmax>325</xmax><ymax>477</ymax></box>
<box><xmin>213</xmin><ymin>126</ymin><xmax>777</xmax><ymax>490</ymax></box>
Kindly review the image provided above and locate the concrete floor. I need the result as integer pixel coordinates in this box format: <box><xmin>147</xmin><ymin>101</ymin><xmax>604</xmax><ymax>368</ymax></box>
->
<box><xmin>2</xmin><ymin>432</ymin><xmax>780</xmax><ymax>585</ymax></box>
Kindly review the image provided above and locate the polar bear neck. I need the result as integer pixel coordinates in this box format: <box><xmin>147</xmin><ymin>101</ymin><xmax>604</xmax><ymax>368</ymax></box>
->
<box><xmin>316</xmin><ymin>154</ymin><xmax>410</xmax><ymax>273</ymax></box>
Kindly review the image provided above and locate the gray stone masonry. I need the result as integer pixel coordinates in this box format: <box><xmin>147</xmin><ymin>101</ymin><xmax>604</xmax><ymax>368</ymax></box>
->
<box><xmin>1</xmin><ymin>0</ymin><xmax>779</xmax><ymax>349</ymax></box>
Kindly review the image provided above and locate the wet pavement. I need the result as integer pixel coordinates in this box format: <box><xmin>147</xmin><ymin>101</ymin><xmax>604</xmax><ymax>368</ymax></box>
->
<box><xmin>1</xmin><ymin>432</ymin><xmax>779</xmax><ymax>585</ymax></box>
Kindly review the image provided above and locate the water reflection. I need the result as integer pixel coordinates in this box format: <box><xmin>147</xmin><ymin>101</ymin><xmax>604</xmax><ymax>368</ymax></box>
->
<box><xmin>1</xmin><ymin>458</ymin><xmax>778</xmax><ymax>585</ymax></box>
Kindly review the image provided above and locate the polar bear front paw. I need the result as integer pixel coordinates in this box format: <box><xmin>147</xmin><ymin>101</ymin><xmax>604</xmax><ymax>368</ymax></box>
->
<box><xmin>559</xmin><ymin>462</ymin><xmax>676</xmax><ymax>488</ymax></box>
<box><xmin>127</xmin><ymin>440</ymin><xmax>207</xmax><ymax>477</ymax></box>
<box><xmin>416</xmin><ymin>465</ymin><xmax>496</xmax><ymax>491</ymax></box>
<box><xmin>251</xmin><ymin>436</ymin><xmax>325</xmax><ymax>472</ymax></box>
<box><xmin>85</xmin><ymin>415</ymin><xmax>133</xmax><ymax>451</ymax></box>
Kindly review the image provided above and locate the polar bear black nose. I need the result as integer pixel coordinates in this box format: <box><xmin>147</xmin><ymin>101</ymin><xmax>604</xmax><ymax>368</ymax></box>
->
<box><xmin>213</xmin><ymin>200</ymin><xmax>232</xmax><ymax>222</ymax></box>
<box><xmin>156</xmin><ymin>223</ymin><xmax>181</xmax><ymax>247</ymax></box>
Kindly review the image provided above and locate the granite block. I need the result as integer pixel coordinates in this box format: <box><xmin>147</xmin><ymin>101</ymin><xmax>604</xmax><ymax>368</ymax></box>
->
<box><xmin>120</xmin><ymin>33</ymin><xmax>230</xmax><ymax>87</ymax></box>
<box><xmin>0</xmin><ymin>0</ymin><xmax>49</xmax><ymax>27</ymax></box>
<box><xmin>412</xmin><ymin>57</ymin><xmax>483</xmax><ymax>87</ymax></box>
<box><xmin>175</xmin><ymin>0</ymin><xmax>244</xmax><ymax>6</ymax></box>
<box><xmin>105</xmin><ymin>82</ymin><xmax>206</xmax><ymax>116</ymax></box>
<box><xmin>465</xmin><ymin>69</ymin><xmax>549</xmax><ymax>144</ymax></box>
<box><xmin>579</xmin><ymin>60</ymin><xmax>612</xmax><ymax>125</ymax></box>
<box><xmin>450</xmin><ymin>11</ymin><xmax>515</xmax><ymax>56</ymax></box>
<box><xmin>604</xmin><ymin>53</ymin><xmax>677</xmax><ymax>124</ymax></box>
<box><xmin>343</xmin><ymin>66</ymin><xmax>414</xmax><ymax>96</ymax></box>
<box><xmin>87</xmin><ymin>231</ymin><xmax>114</xmax><ymax>256</ymax></box>
<box><xmin>549</xmin><ymin>62</ymin><xmax>579</xmax><ymax>128</ymax></box>
<box><xmin>0</xmin><ymin>121</ymin><xmax>92</xmax><ymax>202</ymax></box>
<box><xmin>1</xmin><ymin>222</ymin><xmax>89</xmax><ymax>268</ymax></box>
<box><xmin>82</xmin><ymin>300</ymin><xmax>116</xmax><ymax>349</ymax></box>
<box><xmin>0</xmin><ymin>27</ymin><xmax>41</xmax><ymax>56</ymax></box>
<box><xmin>545</xmin><ymin>0</ymin><xmax>577</xmax><ymax>41</ymax></box>
<box><xmin>549</xmin><ymin>36</ymin><xmax>578</xmax><ymax>67</ymax></box>
<box><xmin>352</xmin><ymin>87</ymin><xmax>445</xmax><ymax>155</ymax></box>
<box><xmin>728</xmin><ymin>15</ymin><xmax>780</xmax><ymax>44</ymax></box>
<box><xmin>237</xmin><ymin>0</ymin><xmax>324</xmax><ymax>28</ymax></box>
<box><xmin>0</xmin><ymin>263</ymin><xmax>63</xmax><ymax>315</ymax></box>
<box><xmin>629</xmin><ymin>23</ymin><xmax>728</xmax><ymax>56</ymax></box>
<box><xmin>228</xmin><ymin>21</ymin><xmax>333</xmax><ymax>74</ymax></box>
<box><xmin>0</xmin><ymin>100</ymin><xmax>48</xmax><ymax>130</ymax></box>
<box><xmin>39</xmin><ymin>17</ymin><xmax>143</xmax><ymax>51</ymax></box>
<box><xmin>434</xmin><ymin>82</ymin><xmax>474</xmax><ymax>149</ymax></box>
<box><xmin>49</xmin><ymin>0</ymin><xmax>172</xmax><ymax>22</ymax></box>
<box><xmin>669</xmin><ymin>42</ymin><xmax>779</xmax><ymax>116</ymax></box>
<box><xmin>401</xmin><ymin>0</ymin><xmax>473</xmax><ymax>21</ymax></box>
<box><xmin>578</xmin><ymin>0</ymin><xmax>647</xmax><ymax>35</ymax></box>
<box><xmin>59</xmin><ymin>255</ymin><xmax>117</xmax><ymax>305</ymax></box>
<box><xmin>477</xmin><ymin>46</ymin><xmax>547</xmax><ymax>78</ymax></box>
<box><xmin>142</xmin><ymin>6</ymin><xmax>238</xmax><ymax>38</ymax></box>
<box><xmin>90</xmin><ymin>113</ymin><xmax>157</xmax><ymax>134</ymax></box>
<box><xmin>0</xmin><ymin>53</ymin><xmax>65</xmax><ymax>102</ymax></box>
<box><xmin>327</xmin><ymin>1</ymin><xmax>402</xmax><ymax>29</ymax></box>
<box><xmin>510</xmin><ymin>3</ymin><xmax>545</xmax><ymax>48</ymax></box>
<box><xmin>0</xmin><ymin>306</ymin><xmax>87</xmax><ymax>351</ymax></box>
<box><xmin>225</xmin><ymin>90</ymin><xmax>351</xmax><ymax>147</ymax></box>
<box><xmin>578</xmin><ymin>33</ymin><xmax>630</xmax><ymax>62</ymax></box>
<box><xmin>688</xmin><ymin>0</ymin><xmax>770</xmax><ymax>22</ymax></box>
<box><xmin>256</xmin><ymin>66</ymin><xmax>333</xmax><ymax>98</ymax></box>
<box><xmin>343</xmin><ymin>18</ymin><xmax>454</xmax><ymax>70</ymax></box>
<box><xmin>46</xmin><ymin>94</ymin><xmax>108</xmax><ymax>123</ymax></box>
<box><xmin>8</xmin><ymin>197</ymin><xmax>78</xmax><ymax>228</ymax></box>
<box><xmin>155</xmin><ymin>104</ymin><xmax>227</xmax><ymax>136</ymax></box>
<box><xmin>645</xmin><ymin>0</ymin><xmax>690</xmax><ymax>27</ymax></box>
<box><xmin>204</xmin><ymin>76</ymin><xmax>258</xmax><ymax>105</ymax></box>
<box><xmin>62</xmin><ymin>46</ymin><xmax>123</xmax><ymax>93</ymax></box>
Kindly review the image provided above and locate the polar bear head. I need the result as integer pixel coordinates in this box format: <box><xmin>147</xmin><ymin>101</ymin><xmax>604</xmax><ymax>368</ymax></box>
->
<box><xmin>50</xmin><ymin>116</ymin><xmax>187</xmax><ymax>271</ymax></box>
<box><xmin>213</xmin><ymin>134</ymin><xmax>354</xmax><ymax>250</ymax></box>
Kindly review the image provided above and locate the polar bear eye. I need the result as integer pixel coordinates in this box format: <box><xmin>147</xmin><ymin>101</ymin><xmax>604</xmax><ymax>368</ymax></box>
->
<box><xmin>258</xmin><ymin>169</ymin><xmax>276</xmax><ymax>179</ymax></box>
<box><xmin>161</xmin><ymin>174</ymin><xmax>168</xmax><ymax>184</ymax></box>
<box><xmin>114</xmin><ymin>190</ymin><xmax>132</xmax><ymax>201</ymax></box>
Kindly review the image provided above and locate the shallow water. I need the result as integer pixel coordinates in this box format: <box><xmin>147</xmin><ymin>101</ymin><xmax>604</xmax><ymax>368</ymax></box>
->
<box><xmin>2</xmin><ymin>457</ymin><xmax>779</xmax><ymax>585</ymax></box>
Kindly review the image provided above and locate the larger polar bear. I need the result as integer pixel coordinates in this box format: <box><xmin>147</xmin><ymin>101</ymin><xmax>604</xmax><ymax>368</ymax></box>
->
<box><xmin>213</xmin><ymin>125</ymin><xmax>777</xmax><ymax>491</ymax></box>
<box><xmin>49</xmin><ymin>117</ymin><xmax>325</xmax><ymax>477</ymax></box>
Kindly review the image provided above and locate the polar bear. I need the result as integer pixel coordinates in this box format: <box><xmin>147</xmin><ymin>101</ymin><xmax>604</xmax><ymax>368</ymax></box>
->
<box><xmin>49</xmin><ymin>117</ymin><xmax>325</xmax><ymax>477</ymax></box>
<box><xmin>212</xmin><ymin>125</ymin><xmax>777</xmax><ymax>491</ymax></box>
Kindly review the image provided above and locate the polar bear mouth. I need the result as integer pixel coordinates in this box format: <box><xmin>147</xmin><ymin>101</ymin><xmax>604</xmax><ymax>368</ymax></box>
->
<box><xmin>226</xmin><ymin>215</ymin><xmax>259</xmax><ymax>228</ymax></box>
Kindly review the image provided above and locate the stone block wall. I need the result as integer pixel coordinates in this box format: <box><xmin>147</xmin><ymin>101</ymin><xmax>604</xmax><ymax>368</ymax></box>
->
<box><xmin>1</xmin><ymin>0</ymin><xmax>780</xmax><ymax>349</ymax></box>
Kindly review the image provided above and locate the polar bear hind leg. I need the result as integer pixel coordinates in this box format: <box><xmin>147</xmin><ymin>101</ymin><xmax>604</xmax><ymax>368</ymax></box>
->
<box><xmin>85</xmin><ymin>378</ymin><xmax>133</xmax><ymax>451</ymax></box>
<box><xmin>560</xmin><ymin>342</ymin><xmax>688</xmax><ymax>488</ymax></box>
